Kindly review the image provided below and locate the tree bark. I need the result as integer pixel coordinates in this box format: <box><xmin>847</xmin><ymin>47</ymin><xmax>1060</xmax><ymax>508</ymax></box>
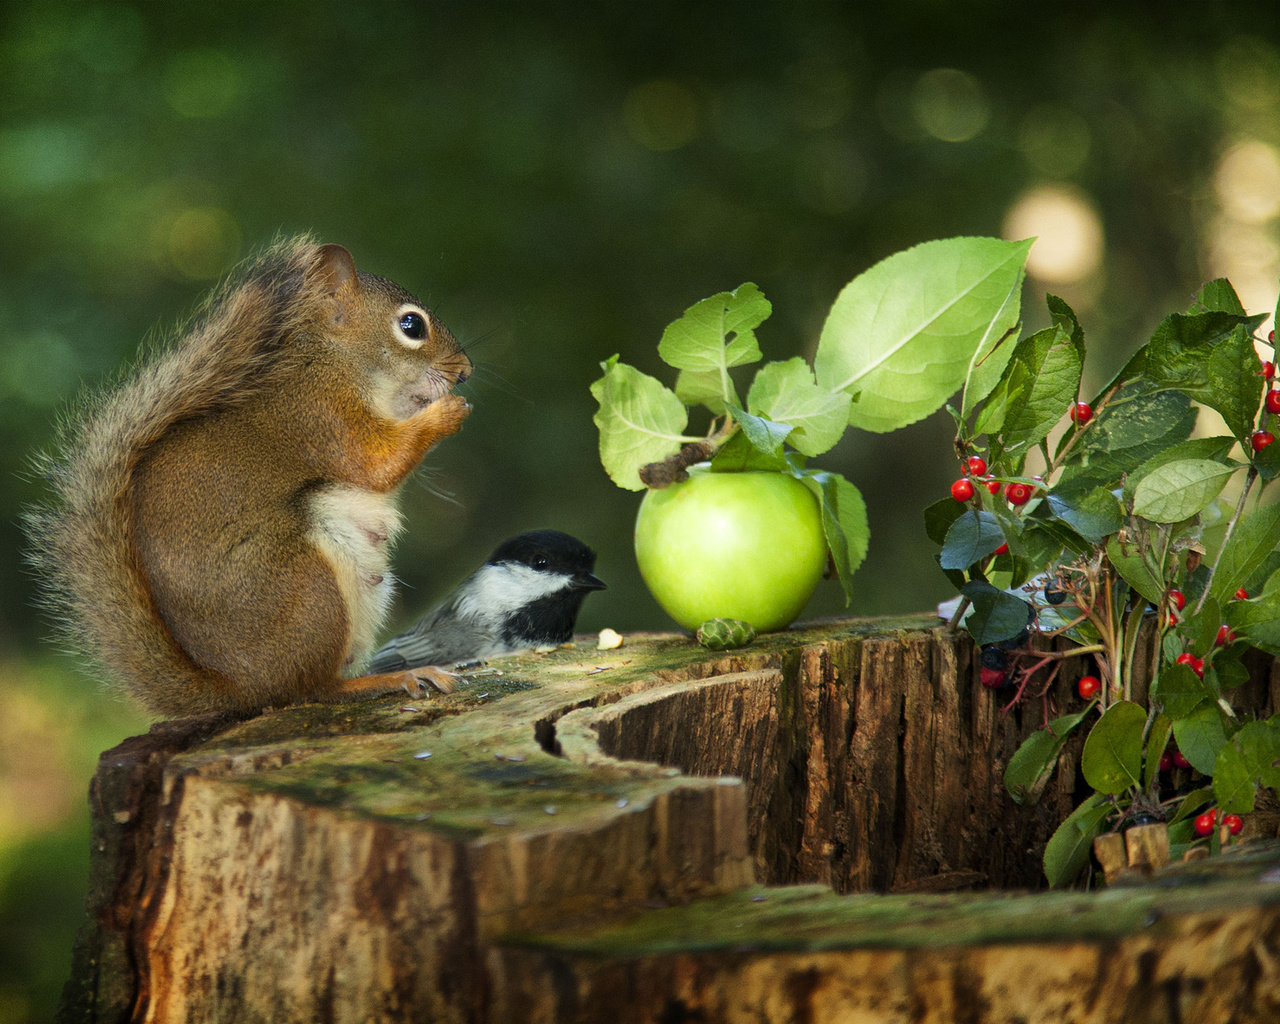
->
<box><xmin>58</xmin><ymin>615</ymin><xmax>1280</xmax><ymax>1023</ymax></box>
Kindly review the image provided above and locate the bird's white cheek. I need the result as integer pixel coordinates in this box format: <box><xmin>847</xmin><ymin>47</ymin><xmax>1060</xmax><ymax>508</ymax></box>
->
<box><xmin>455</xmin><ymin>565</ymin><xmax>572</xmax><ymax>621</ymax></box>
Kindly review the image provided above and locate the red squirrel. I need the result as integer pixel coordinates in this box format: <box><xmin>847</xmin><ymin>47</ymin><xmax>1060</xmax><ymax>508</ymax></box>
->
<box><xmin>27</xmin><ymin>238</ymin><xmax>472</xmax><ymax>718</ymax></box>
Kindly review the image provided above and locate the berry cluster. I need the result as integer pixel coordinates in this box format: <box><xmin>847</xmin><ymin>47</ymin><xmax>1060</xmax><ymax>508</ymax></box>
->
<box><xmin>1254</xmin><ymin>341</ymin><xmax>1278</xmax><ymax>452</ymax></box>
<box><xmin>1193</xmin><ymin>809</ymin><xmax>1244</xmax><ymax>837</ymax></box>
<box><xmin>949</xmin><ymin>401</ymin><xmax>1091</xmax><ymax>506</ymax></box>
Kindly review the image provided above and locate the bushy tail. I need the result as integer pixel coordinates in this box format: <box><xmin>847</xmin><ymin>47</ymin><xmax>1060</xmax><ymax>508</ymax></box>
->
<box><xmin>24</xmin><ymin>237</ymin><xmax>330</xmax><ymax>716</ymax></box>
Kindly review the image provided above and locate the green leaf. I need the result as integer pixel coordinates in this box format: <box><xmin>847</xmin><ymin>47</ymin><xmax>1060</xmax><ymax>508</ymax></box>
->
<box><xmin>726</xmin><ymin>403</ymin><xmax>793</xmax><ymax>456</ymax></box>
<box><xmin>1056</xmin><ymin>388</ymin><xmax>1197</xmax><ymax>496</ymax></box>
<box><xmin>658</xmin><ymin>282</ymin><xmax>769</xmax><ymax>374</ymax></box>
<box><xmin>1005</xmin><ymin>707</ymin><xmax>1092</xmax><ymax>805</ymax></box>
<box><xmin>1150</xmin><ymin>663</ymin><xmax>1214</xmax><ymax>720</ymax></box>
<box><xmin>1210</xmin><ymin>501</ymin><xmax>1280</xmax><ymax>605</ymax></box>
<box><xmin>1212</xmin><ymin>720</ymin><xmax>1279</xmax><ymax>813</ymax></box>
<box><xmin>1043</xmin><ymin>792</ymin><xmax>1111</xmax><ymax>888</ymax></box>
<box><xmin>1123</xmin><ymin>435</ymin><xmax>1237</xmax><ymax>503</ymax></box>
<box><xmin>1230</xmin><ymin>719</ymin><xmax>1280</xmax><ymax>791</ymax></box>
<box><xmin>940</xmin><ymin>510</ymin><xmax>1004</xmax><ymax>571</ymax></box>
<box><xmin>814</xmin><ymin>236</ymin><xmax>1031</xmax><ymax>433</ymax></box>
<box><xmin>798</xmin><ymin>470</ymin><xmax>868</xmax><ymax>605</ymax></box>
<box><xmin>1045</xmin><ymin>490</ymin><xmax>1123</xmax><ymax>546</ymax></box>
<box><xmin>1081</xmin><ymin>700</ymin><xmax>1145</xmax><ymax>795</ymax></box>
<box><xmin>746</xmin><ymin>357</ymin><xmax>851</xmax><ymax>457</ymax></box>
<box><xmin>994</xmin><ymin>322</ymin><xmax>1083</xmax><ymax>459</ymax></box>
<box><xmin>1172</xmin><ymin>699</ymin><xmax>1227</xmax><ymax>775</ymax></box>
<box><xmin>591</xmin><ymin>356</ymin><xmax>691</xmax><ymax>491</ymax></box>
<box><xmin>1131</xmin><ymin>459</ymin><xmax>1238</xmax><ymax>524</ymax></box>
<box><xmin>924</xmin><ymin>496</ymin><xmax>968</xmax><ymax>546</ymax></box>
<box><xmin>675</xmin><ymin>368</ymin><xmax>736</xmax><ymax>416</ymax></box>
<box><xmin>1145</xmin><ymin>714</ymin><xmax>1174</xmax><ymax>790</ymax></box>
<box><xmin>973</xmin><ymin>359</ymin><xmax>1027</xmax><ymax>439</ymax></box>
<box><xmin>960</xmin><ymin>580</ymin><xmax>1034</xmax><ymax>645</ymax></box>
<box><xmin>1196</xmin><ymin>279</ymin><xmax>1247</xmax><ymax>315</ymax></box>
<box><xmin>1169</xmin><ymin>786</ymin><xmax>1214</xmax><ymax>825</ymax></box>
<box><xmin>1105</xmin><ymin>536</ymin><xmax>1165</xmax><ymax>607</ymax></box>
<box><xmin>710</xmin><ymin>429</ymin><xmax>789</xmax><ymax>473</ymax></box>
<box><xmin>1212</xmin><ymin>742</ymin><xmax>1256</xmax><ymax>814</ymax></box>
<box><xmin>1106</xmin><ymin>311</ymin><xmax>1265</xmax><ymax>442</ymax></box>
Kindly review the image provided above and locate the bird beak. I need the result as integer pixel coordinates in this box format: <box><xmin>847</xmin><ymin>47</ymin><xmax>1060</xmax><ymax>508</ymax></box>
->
<box><xmin>573</xmin><ymin>572</ymin><xmax>607</xmax><ymax>591</ymax></box>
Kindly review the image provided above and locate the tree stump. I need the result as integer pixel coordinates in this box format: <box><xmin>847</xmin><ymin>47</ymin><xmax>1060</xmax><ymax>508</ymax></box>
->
<box><xmin>58</xmin><ymin>615</ymin><xmax>1280</xmax><ymax>1023</ymax></box>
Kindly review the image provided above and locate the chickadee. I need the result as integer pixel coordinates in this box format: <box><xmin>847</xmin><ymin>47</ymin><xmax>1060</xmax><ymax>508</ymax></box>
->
<box><xmin>366</xmin><ymin>529</ymin><xmax>606</xmax><ymax>675</ymax></box>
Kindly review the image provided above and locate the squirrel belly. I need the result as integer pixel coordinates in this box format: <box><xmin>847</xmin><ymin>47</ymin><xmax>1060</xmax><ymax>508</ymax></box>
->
<box><xmin>27</xmin><ymin>238</ymin><xmax>471</xmax><ymax>719</ymax></box>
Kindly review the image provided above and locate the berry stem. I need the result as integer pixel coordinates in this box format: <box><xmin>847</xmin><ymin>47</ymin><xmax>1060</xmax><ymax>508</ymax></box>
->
<box><xmin>1193</xmin><ymin>466</ymin><xmax>1257</xmax><ymax>617</ymax></box>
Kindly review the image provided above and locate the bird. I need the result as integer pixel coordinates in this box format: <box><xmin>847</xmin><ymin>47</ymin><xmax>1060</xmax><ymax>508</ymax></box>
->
<box><xmin>365</xmin><ymin>529</ymin><xmax>606</xmax><ymax>676</ymax></box>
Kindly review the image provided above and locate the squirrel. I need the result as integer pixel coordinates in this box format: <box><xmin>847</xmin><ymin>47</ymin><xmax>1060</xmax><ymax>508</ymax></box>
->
<box><xmin>25</xmin><ymin>237</ymin><xmax>473</xmax><ymax>719</ymax></box>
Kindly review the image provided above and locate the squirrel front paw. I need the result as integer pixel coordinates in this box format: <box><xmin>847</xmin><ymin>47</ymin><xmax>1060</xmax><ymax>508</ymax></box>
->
<box><xmin>401</xmin><ymin>666</ymin><xmax>459</xmax><ymax>696</ymax></box>
<box><xmin>417</xmin><ymin>393</ymin><xmax>471</xmax><ymax>438</ymax></box>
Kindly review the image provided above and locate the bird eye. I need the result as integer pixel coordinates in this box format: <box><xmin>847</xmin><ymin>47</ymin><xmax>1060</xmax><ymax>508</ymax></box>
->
<box><xmin>533</xmin><ymin>556</ymin><xmax>548</xmax><ymax>570</ymax></box>
<box><xmin>399</xmin><ymin>312</ymin><xmax>426</xmax><ymax>339</ymax></box>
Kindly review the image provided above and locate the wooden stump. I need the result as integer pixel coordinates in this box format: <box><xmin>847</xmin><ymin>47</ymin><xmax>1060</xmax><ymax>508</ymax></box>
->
<box><xmin>58</xmin><ymin>616</ymin><xmax>1280</xmax><ymax>1023</ymax></box>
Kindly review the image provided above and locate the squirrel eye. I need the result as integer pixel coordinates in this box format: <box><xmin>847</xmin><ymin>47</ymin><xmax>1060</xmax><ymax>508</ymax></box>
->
<box><xmin>399</xmin><ymin>312</ymin><xmax>426</xmax><ymax>340</ymax></box>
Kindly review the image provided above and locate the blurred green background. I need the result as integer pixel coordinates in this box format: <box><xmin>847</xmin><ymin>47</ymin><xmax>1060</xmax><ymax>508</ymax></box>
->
<box><xmin>3</xmin><ymin>1</ymin><xmax>1280</xmax><ymax>1018</ymax></box>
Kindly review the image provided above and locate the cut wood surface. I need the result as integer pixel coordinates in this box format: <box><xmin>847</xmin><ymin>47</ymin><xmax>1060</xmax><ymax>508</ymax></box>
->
<box><xmin>58</xmin><ymin>615</ymin><xmax>1280</xmax><ymax>1023</ymax></box>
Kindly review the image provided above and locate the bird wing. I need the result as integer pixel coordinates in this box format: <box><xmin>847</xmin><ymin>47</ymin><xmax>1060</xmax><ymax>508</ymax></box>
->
<box><xmin>364</xmin><ymin>591</ymin><xmax>499</xmax><ymax>672</ymax></box>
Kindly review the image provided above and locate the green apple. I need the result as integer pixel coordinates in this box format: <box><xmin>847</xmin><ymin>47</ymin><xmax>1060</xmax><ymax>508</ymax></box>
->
<box><xmin>634</xmin><ymin>464</ymin><xmax>828</xmax><ymax>631</ymax></box>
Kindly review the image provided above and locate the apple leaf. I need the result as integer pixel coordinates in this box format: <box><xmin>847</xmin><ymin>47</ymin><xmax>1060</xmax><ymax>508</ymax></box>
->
<box><xmin>590</xmin><ymin>356</ymin><xmax>693</xmax><ymax>491</ymax></box>
<box><xmin>675</xmin><ymin>368</ymin><xmax>736</xmax><ymax>416</ymax></box>
<box><xmin>747</xmin><ymin>358</ymin><xmax>851</xmax><ymax>457</ymax></box>
<box><xmin>657</xmin><ymin>283</ymin><xmax>769</xmax><ymax>411</ymax></box>
<box><xmin>797</xmin><ymin>469</ymin><xmax>868</xmax><ymax>604</ymax></box>
<box><xmin>814</xmin><ymin>236</ymin><xmax>1031</xmax><ymax>433</ymax></box>
<box><xmin>710</xmin><ymin>429</ymin><xmax>789</xmax><ymax>473</ymax></box>
<box><xmin>726</xmin><ymin>403</ymin><xmax>793</xmax><ymax>456</ymax></box>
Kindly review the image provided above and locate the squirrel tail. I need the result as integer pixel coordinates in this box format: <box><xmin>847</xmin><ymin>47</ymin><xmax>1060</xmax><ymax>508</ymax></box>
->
<box><xmin>24</xmin><ymin>236</ymin><xmax>331</xmax><ymax>716</ymax></box>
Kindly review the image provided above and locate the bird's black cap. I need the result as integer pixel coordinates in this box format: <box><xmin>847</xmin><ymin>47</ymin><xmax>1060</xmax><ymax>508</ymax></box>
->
<box><xmin>487</xmin><ymin>530</ymin><xmax>605</xmax><ymax>589</ymax></box>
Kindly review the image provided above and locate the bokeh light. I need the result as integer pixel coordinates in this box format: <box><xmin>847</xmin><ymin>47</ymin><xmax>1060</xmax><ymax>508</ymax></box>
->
<box><xmin>911</xmin><ymin>68</ymin><xmax>990</xmax><ymax>143</ymax></box>
<box><xmin>1003</xmin><ymin>186</ymin><xmax>1105</xmax><ymax>285</ymax></box>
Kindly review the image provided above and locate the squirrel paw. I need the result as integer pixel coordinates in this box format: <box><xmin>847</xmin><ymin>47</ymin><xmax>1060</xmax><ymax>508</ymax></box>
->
<box><xmin>403</xmin><ymin>666</ymin><xmax>459</xmax><ymax>696</ymax></box>
<box><xmin>418</xmin><ymin>393</ymin><xmax>471</xmax><ymax>437</ymax></box>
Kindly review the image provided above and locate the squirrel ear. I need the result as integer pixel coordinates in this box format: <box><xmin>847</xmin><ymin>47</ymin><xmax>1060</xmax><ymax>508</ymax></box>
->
<box><xmin>313</xmin><ymin>244</ymin><xmax>359</xmax><ymax>299</ymax></box>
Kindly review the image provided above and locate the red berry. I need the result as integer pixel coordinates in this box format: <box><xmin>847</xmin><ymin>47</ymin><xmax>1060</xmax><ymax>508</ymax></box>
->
<box><xmin>1224</xmin><ymin>813</ymin><xmax>1244</xmax><ymax>836</ymax></box>
<box><xmin>1270</xmin><ymin>330</ymin><xmax>1276</xmax><ymax>344</ymax></box>
<box><xmin>1168</xmin><ymin>589</ymin><xmax>1186</xmax><ymax>611</ymax></box>
<box><xmin>1005</xmin><ymin>482</ymin><xmax>1033</xmax><ymax>506</ymax></box>
<box><xmin>1252</xmin><ymin>430</ymin><xmax>1276</xmax><ymax>452</ymax></box>
<box><xmin>1193</xmin><ymin>657</ymin><xmax>1205</xmax><ymax>676</ymax></box>
<box><xmin>1264</xmin><ymin>360</ymin><xmax>1276</xmax><ymax>380</ymax></box>
<box><xmin>1176</xmin><ymin>652</ymin><xmax>1195</xmax><ymax>666</ymax></box>
<box><xmin>1173</xmin><ymin>750</ymin><xmax>1192</xmax><ymax>769</ymax></box>
<box><xmin>1216</xmin><ymin>624</ymin><xmax>1235</xmax><ymax>646</ymax></box>
<box><xmin>1069</xmin><ymin>401</ymin><xmax>1093</xmax><ymax>425</ymax></box>
<box><xmin>951</xmin><ymin>478</ymin><xmax>975</xmax><ymax>502</ymax></box>
<box><xmin>985</xmin><ymin>478</ymin><xmax>1001</xmax><ymax>494</ymax></box>
<box><xmin>966</xmin><ymin>455</ymin><xmax>987</xmax><ymax>476</ymax></box>
<box><xmin>1193</xmin><ymin>810</ymin><xmax>1218</xmax><ymax>837</ymax></box>
<box><xmin>1267</xmin><ymin>391</ymin><xmax>1280</xmax><ymax>415</ymax></box>
<box><xmin>1077</xmin><ymin>675</ymin><xmax>1100</xmax><ymax>700</ymax></box>
<box><xmin>1236</xmin><ymin>587</ymin><xmax>1250</xmax><ymax>600</ymax></box>
<box><xmin>994</xmin><ymin>542</ymin><xmax>1009</xmax><ymax>556</ymax></box>
<box><xmin>1158</xmin><ymin>752</ymin><xmax>1174</xmax><ymax>772</ymax></box>
<box><xmin>979</xmin><ymin>666</ymin><xmax>1007</xmax><ymax>689</ymax></box>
